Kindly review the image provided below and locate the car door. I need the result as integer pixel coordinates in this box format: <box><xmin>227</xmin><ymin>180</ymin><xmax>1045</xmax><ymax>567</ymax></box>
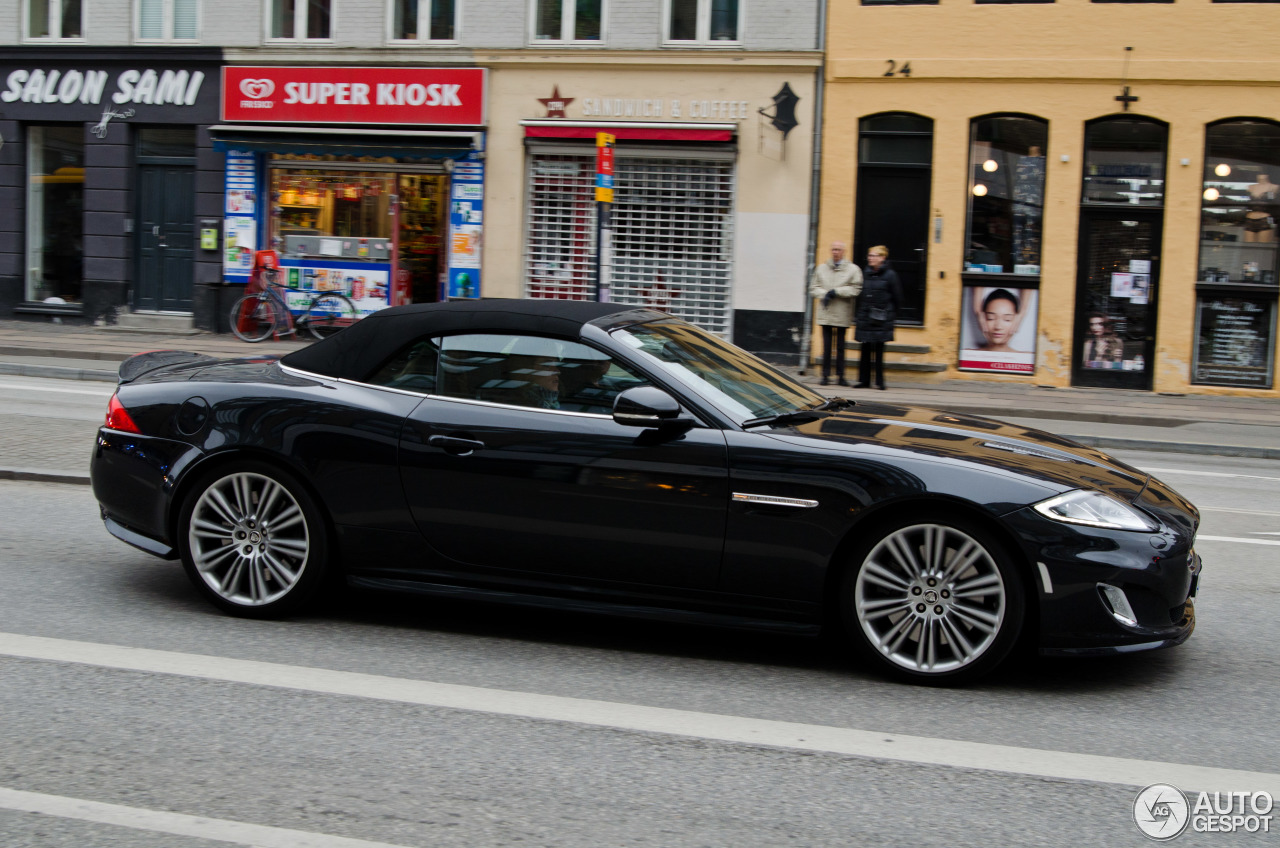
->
<box><xmin>393</xmin><ymin>332</ymin><xmax>730</xmax><ymax>590</ymax></box>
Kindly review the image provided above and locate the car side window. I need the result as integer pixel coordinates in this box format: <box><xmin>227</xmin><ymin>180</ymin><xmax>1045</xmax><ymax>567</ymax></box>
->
<box><xmin>437</xmin><ymin>333</ymin><xmax>648</xmax><ymax>413</ymax></box>
<box><xmin>365</xmin><ymin>336</ymin><xmax>441</xmax><ymax>393</ymax></box>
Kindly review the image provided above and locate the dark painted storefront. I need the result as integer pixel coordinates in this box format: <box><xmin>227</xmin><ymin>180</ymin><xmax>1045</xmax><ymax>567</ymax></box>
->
<box><xmin>0</xmin><ymin>47</ymin><xmax>222</xmax><ymax>326</ymax></box>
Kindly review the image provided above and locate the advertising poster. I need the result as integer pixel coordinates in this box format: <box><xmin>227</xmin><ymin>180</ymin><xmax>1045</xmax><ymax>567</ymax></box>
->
<box><xmin>223</xmin><ymin>217</ymin><xmax>256</xmax><ymax>275</ymax></box>
<box><xmin>223</xmin><ymin>150</ymin><xmax>259</xmax><ymax>281</ymax></box>
<box><xmin>278</xmin><ymin>259</ymin><xmax>392</xmax><ymax>317</ymax></box>
<box><xmin>447</xmin><ymin>158</ymin><xmax>485</xmax><ymax>299</ymax></box>
<box><xmin>1193</xmin><ymin>296</ymin><xmax>1276</xmax><ymax>388</ymax></box>
<box><xmin>958</xmin><ymin>285</ymin><xmax>1039</xmax><ymax>374</ymax></box>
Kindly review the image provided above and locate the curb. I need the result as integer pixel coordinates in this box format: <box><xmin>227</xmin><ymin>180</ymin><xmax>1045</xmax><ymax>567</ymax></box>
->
<box><xmin>0</xmin><ymin>468</ymin><xmax>92</xmax><ymax>485</ymax></box>
<box><xmin>0</xmin><ymin>363</ymin><xmax>117</xmax><ymax>382</ymax></box>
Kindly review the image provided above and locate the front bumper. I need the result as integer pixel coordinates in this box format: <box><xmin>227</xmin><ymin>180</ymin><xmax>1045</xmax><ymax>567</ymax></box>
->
<box><xmin>1004</xmin><ymin>505</ymin><xmax>1201</xmax><ymax>656</ymax></box>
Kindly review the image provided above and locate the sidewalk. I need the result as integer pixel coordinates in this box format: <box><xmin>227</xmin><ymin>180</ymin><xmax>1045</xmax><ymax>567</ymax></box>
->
<box><xmin>1</xmin><ymin>318</ymin><xmax>1277</xmax><ymax>459</ymax></box>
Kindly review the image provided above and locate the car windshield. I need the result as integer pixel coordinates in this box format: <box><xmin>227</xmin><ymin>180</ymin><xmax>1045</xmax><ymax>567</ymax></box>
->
<box><xmin>612</xmin><ymin>319</ymin><xmax>825</xmax><ymax>424</ymax></box>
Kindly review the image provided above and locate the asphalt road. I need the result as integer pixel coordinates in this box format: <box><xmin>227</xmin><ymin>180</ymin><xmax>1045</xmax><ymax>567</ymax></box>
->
<box><xmin>0</xmin><ymin>377</ymin><xmax>1278</xmax><ymax>846</ymax></box>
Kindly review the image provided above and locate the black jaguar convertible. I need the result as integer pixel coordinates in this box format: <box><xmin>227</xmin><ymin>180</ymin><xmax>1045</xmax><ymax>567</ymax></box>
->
<box><xmin>90</xmin><ymin>300</ymin><xmax>1201</xmax><ymax>683</ymax></box>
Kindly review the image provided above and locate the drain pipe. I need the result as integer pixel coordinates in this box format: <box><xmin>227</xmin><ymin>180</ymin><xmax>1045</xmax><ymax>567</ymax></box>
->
<box><xmin>798</xmin><ymin>0</ymin><xmax>827</xmax><ymax>374</ymax></box>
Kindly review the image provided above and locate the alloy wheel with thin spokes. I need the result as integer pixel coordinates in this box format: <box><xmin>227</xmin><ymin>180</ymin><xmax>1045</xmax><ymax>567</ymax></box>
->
<box><xmin>845</xmin><ymin>519</ymin><xmax>1023</xmax><ymax>683</ymax></box>
<box><xmin>180</xmin><ymin>464</ymin><xmax>328</xmax><ymax>617</ymax></box>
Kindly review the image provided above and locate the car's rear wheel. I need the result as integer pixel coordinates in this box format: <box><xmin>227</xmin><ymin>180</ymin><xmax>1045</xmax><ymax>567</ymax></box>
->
<box><xmin>841</xmin><ymin>515</ymin><xmax>1024</xmax><ymax>685</ymax></box>
<box><xmin>178</xmin><ymin>462</ymin><xmax>329</xmax><ymax>618</ymax></box>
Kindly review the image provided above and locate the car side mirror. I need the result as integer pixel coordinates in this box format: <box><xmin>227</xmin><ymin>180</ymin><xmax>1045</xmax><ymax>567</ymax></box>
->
<box><xmin>612</xmin><ymin>386</ymin><xmax>689</xmax><ymax>429</ymax></box>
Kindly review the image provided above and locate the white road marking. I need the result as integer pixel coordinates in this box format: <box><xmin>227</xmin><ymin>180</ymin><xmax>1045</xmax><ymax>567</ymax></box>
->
<box><xmin>0</xmin><ymin>380</ymin><xmax>113</xmax><ymax>397</ymax></box>
<box><xmin>1</xmin><ymin>632</ymin><xmax>1277</xmax><ymax>796</ymax></box>
<box><xmin>0</xmin><ymin>786</ymin><xmax>415</xmax><ymax>848</ymax></box>
<box><xmin>1200</xmin><ymin>506</ymin><xmax>1280</xmax><ymax>518</ymax></box>
<box><xmin>1145</xmin><ymin>467</ymin><xmax>1280</xmax><ymax>484</ymax></box>
<box><xmin>1197</xmin><ymin>535</ymin><xmax>1280</xmax><ymax>547</ymax></box>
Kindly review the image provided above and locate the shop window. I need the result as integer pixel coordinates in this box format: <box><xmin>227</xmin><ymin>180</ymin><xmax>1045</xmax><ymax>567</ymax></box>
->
<box><xmin>25</xmin><ymin>0</ymin><xmax>83</xmax><ymax>38</ymax></box>
<box><xmin>26</xmin><ymin>126</ymin><xmax>85</xmax><ymax>304</ymax></box>
<box><xmin>855</xmin><ymin>113</ymin><xmax>933</xmax><ymax>324</ymax></box>
<box><xmin>861</xmin><ymin>0</ymin><xmax>938</xmax><ymax>6</ymax></box>
<box><xmin>532</xmin><ymin>0</ymin><xmax>602</xmax><ymax>41</ymax></box>
<box><xmin>137</xmin><ymin>0</ymin><xmax>198</xmax><ymax>39</ymax></box>
<box><xmin>1199</xmin><ymin>120</ymin><xmax>1280</xmax><ymax>286</ymax></box>
<box><xmin>270</xmin><ymin>0</ymin><xmax>331</xmax><ymax>39</ymax></box>
<box><xmin>964</xmin><ymin>115</ymin><xmax>1048</xmax><ymax>275</ymax></box>
<box><xmin>391</xmin><ymin>0</ymin><xmax>456</xmax><ymax>40</ymax></box>
<box><xmin>1082</xmin><ymin>117</ymin><xmax>1166</xmax><ymax>207</ymax></box>
<box><xmin>1193</xmin><ymin>119</ymin><xmax>1280</xmax><ymax>388</ymax></box>
<box><xmin>664</xmin><ymin>0</ymin><xmax>739</xmax><ymax>44</ymax></box>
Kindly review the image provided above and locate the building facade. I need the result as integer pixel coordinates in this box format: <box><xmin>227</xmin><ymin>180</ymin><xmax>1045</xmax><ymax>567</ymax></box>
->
<box><xmin>1</xmin><ymin>0</ymin><xmax>822</xmax><ymax>361</ymax></box>
<box><xmin>820</xmin><ymin>0</ymin><xmax>1280</xmax><ymax>395</ymax></box>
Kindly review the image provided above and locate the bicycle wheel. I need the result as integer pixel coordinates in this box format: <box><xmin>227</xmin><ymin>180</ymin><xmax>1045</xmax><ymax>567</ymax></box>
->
<box><xmin>300</xmin><ymin>294</ymin><xmax>359</xmax><ymax>340</ymax></box>
<box><xmin>230</xmin><ymin>293</ymin><xmax>282</xmax><ymax>343</ymax></box>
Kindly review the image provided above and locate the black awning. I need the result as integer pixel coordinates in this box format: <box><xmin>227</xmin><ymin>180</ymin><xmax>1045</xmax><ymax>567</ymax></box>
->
<box><xmin>209</xmin><ymin>129</ymin><xmax>474</xmax><ymax>162</ymax></box>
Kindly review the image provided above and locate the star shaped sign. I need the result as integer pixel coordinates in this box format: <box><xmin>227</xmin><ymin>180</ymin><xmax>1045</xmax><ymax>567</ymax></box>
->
<box><xmin>538</xmin><ymin>86</ymin><xmax>574</xmax><ymax>119</ymax></box>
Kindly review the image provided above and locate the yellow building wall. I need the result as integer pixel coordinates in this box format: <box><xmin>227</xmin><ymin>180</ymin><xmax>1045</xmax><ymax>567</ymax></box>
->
<box><xmin>819</xmin><ymin>0</ymin><xmax>1280</xmax><ymax>396</ymax></box>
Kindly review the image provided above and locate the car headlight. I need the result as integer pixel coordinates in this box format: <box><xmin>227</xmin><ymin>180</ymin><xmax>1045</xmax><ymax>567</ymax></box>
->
<box><xmin>1033</xmin><ymin>489</ymin><xmax>1158</xmax><ymax>532</ymax></box>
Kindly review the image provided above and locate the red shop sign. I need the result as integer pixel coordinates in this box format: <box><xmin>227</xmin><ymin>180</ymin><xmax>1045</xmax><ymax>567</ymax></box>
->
<box><xmin>222</xmin><ymin>66</ymin><xmax>486</xmax><ymax>125</ymax></box>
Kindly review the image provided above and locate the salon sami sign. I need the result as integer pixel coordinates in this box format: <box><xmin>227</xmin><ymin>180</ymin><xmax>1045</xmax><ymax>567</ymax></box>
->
<box><xmin>221</xmin><ymin>67</ymin><xmax>486</xmax><ymax>125</ymax></box>
<box><xmin>2</xmin><ymin>68</ymin><xmax>205</xmax><ymax>106</ymax></box>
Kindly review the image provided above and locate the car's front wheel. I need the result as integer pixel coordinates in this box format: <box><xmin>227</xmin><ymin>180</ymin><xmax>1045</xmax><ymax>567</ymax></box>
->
<box><xmin>178</xmin><ymin>462</ymin><xmax>329</xmax><ymax>618</ymax></box>
<box><xmin>841</xmin><ymin>516</ymin><xmax>1024</xmax><ymax>684</ymax></box>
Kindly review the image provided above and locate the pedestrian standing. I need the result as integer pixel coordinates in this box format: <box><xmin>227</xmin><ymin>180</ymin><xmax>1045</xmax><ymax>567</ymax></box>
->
<box><xmin>854</xmin><ymin>245</ymin><xmax>904</xmax><ymax>390</ymax></box>
<box><xmin>808</xmin><ymin>241</ymin><xmax>863</xmax><ymax>386</ymax></box>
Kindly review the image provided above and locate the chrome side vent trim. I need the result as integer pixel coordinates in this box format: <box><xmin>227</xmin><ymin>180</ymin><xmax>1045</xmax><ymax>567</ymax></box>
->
<box><xmin>732</xmin><ymin>493</ymin><xmax>819</xmax><ymax>509</ymax></box>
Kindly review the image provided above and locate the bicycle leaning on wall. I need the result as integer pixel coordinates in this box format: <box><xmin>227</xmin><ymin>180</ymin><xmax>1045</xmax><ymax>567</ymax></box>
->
<box><xmin>230</xmin><ymin>268</ymin><xmax>361</xmax><ymax>342</ymax></box>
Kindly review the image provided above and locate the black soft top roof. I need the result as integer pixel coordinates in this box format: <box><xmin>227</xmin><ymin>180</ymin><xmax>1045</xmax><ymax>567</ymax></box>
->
<box><xmin>280</xmin><ymin>299</ymin><xmax>656</xmax><ymax>381</ymax></box>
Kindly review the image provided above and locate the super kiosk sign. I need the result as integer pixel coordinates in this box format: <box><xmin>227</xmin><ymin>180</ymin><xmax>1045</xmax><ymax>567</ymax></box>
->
<box><xmin>222</xmin><ymin>67</ymin><xmax>486</xmax><ymax>125</ymax></box>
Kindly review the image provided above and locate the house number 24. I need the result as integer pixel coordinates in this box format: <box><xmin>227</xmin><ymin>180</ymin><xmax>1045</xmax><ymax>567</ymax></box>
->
<box><xmin>884</xmin><ymin>61</ymin><xmax>913</xmax><ymax>77</ymax></box>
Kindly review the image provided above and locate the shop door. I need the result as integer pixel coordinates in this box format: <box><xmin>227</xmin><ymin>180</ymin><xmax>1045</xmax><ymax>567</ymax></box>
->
<box><xmin>135</xmin><ymin>165</ymin><xmax>195</xmax><ymax>312</ymax></box>
<box><xmin>1071</xmin><ymin>209</ymin><xmax>1161</xmax><ymax>389</ymax></box>
<box><xmin>397</xmin><ymin>174</ymin><xmax>447</xmax><ymax>303</ymax></box>
<box><xmin>854</xmin><ymin>167</ymin><xmax>931</xmax><ymax>324</ymax></box>
<box><xmin>854</xmin><ymin>114</ymin><xmax>933</xmax><ymax>325</ymax></box>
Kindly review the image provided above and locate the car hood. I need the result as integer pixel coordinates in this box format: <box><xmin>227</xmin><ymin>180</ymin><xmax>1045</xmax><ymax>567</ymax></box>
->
<box><xmin>762</xmin><ymin>400</ymin><xmax>1152</xmax><ymax>502</ymax></box>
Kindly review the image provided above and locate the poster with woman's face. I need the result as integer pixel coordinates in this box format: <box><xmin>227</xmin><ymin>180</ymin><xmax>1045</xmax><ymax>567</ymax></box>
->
<box><xmin>959</xmin><ymin>286</ymin><xmax>1039</xmax><ymax>374</ymax></box>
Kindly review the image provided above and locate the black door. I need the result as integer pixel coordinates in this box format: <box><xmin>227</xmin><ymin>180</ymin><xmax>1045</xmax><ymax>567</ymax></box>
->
<box><xmin>854</xmin><ymin>168</ymin><xmax>931</xmax><ymax>324</ymax></box>
<box><xmin>398</xmin><ymin>399</ymin><xmax>730</xmax><ymax>589</ymax></box>
<box><xmin>1071</xmin><ymin>209</ymin><xmax>1162</xmax><ymax>389</ymax></box>
<box><xmin>136</xmin><ymin>165</ymin><xmax>195</xmax><ymax>311</ymax></box>
<box><xmin>854</xmin><ymin>114</ymin><xmax>934</xmax><ymax>325</ymax></box>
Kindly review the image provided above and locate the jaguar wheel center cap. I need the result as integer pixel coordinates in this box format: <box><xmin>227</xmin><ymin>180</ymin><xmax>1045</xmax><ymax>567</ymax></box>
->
<box><xmin>248</xmin><ymin>531</ymin><xmax>262</xmax><ymax>544</ymax></box>
<box><xmin>924</xmin><ymin>589</ymin><xmax>939</xmax><ymax>605</ymax></box>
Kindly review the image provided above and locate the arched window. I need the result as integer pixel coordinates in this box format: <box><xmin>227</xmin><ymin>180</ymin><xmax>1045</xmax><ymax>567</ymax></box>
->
<box><xmin>1082</xmin><ymin>116</ymin><xmax>1166</xmax><ymax>207</ymax></box>
<box><xmin>964</xmin><ymin>114</ymin><xmax>1048</xmax><ymax>274</ymax></box>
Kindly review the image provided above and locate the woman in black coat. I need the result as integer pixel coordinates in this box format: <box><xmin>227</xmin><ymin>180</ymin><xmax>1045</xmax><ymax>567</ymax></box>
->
<box><xmin>854</xmin><ymin>245</ymin><xmax>905</xmax><ymax>389</ymax></box>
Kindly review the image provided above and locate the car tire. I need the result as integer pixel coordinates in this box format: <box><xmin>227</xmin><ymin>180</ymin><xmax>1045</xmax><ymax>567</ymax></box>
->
<box><xmin>178</xmin><ymin>461</ymin><xmax>330</xmax><ymax>618</ymax></box>
<box><xmin>840</xmin><ymin>514</ymin><xmax>1025</xmax><ymax>685</ymax></box>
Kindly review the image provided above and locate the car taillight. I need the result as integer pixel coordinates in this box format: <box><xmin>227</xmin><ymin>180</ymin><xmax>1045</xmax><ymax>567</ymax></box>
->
<box><xmin>105</xmin><ymin>393</ymin><xmax>141</xmax><ymax>433</ymax></box>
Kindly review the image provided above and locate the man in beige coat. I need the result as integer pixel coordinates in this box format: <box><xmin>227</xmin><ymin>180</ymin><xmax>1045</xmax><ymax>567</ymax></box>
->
<box><xmin>809</xmin><ymin>241</ymin><xmax>863</xmax><ymax>385</ymax></box>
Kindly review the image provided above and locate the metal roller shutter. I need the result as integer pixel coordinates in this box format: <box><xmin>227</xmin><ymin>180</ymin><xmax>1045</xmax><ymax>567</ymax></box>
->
<box><xmin>524</xmin><ymin>148</ymin><xmax>736</xmax><ymax>337</ymax></box>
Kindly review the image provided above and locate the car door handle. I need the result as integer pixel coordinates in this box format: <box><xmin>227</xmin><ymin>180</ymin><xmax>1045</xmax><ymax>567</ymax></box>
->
<box><xmin>427</xmin><ymin>434</ymin><xmax>486</xmax><ymax>456</ymax></box>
